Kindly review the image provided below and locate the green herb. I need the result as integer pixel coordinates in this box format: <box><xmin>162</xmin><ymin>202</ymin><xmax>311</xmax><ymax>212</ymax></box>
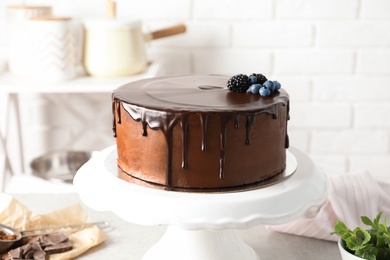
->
<box><xmin>331</xmin><ymin>212</ymin><xmax>390</xmax><ymax>260</ymax></box>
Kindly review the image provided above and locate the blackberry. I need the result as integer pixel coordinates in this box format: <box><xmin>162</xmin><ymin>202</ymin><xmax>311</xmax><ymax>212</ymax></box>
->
<box><xmin>227</xmin><ymin>74</ymin><xmax>250</xmax><ymax>93</ymax></box>
<box><xmin>249</xmin><ymin>73</ymin><xmax>267</xmax><ymax>85</ymax></box>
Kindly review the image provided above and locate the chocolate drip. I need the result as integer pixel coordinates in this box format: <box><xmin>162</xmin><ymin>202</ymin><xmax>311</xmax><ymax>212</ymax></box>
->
<box><xmin>112</xmin><ymin>100</ymin><xmax>121</xmax><ymax>137</ymax></box>
<box><xmin>141</xmin><ymin>121</ymin><xmax>148</xmax><ymax>136</ymax></box>
<box><xmin>285</xmin><ymin>100</ymin><xmax>290</xmax><ymax>148</ymax></box>
<box><xmin>199</xmin><ymin>114</ymin><xmax>209</xmax><ymax>151</ymax></box>
<box><xmin>261</xmin><ymin>104</ymin><xmax>278</xmax><ymax>119</ymax></box>
<box><xmin>162</xmin><ymin>114</ymin><xmax>180</xmax><ymax>186</ymax></box>
<box><xmin>116</xmin><ymin>100</ymin><xmax>121</xmax><ymax>124</ymax></box>
<box><xmin>285</xmin><ymin>132</ymin><xmax>290</xmax><ymax>148</ymax></box>
<box><xmin>219</xmin><ymin>115</ymin><xmax>229</xmax><ymax>179</ymax></box>
<box><xmin>233</xmin><ymin>114</ymin><xmax>240</xmax><ymax>129</ymax></box>
<box><xmin>245</xmin><ymin>114</ymin><xmax>255</xmax><ymax>145</ymax></box>
<box><xmin>112</xmin><ymin>102</ymin><xmax>117</xmax><ymax>137</ymax></box>
<box><xmin>160</xmin><ymin>114</ymin><xmax>181</xmax><ymax>186</ymax></box>
<box><xmin>180</xmin><ymin>114</ymin><xmax>189</xmax><ymax>169</ymax></box>
<box><xmin>166</xmin><ymin>129</ymin><xmax>173</xmax><ymax>185</ymax></box>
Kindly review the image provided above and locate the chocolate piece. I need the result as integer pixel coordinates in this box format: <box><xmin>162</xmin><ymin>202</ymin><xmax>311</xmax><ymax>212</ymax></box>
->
<box><xmin>26</xmin><ymin>242</ymin><xmax>45</xmax><ymax>260</ymax></box>
<box><xmin>5</xmin><ymin>233</ymin><xmax>73</xmax><ymax>260</ymax></box>
<box><xmin>44</xmin><ymin>241</ymin><xmax>73</xmax><ymax>254</ymax></box>
<box><xmin>7</xmin><ymin>247</ymin><xmax>22</xmax><ymax>259</ymax></box>
<box><xmin>41</xmin><ymin>233</ymin><xmax>69</xmax><ymax>246</ymax></box>
<box><xmin>7</xmin><ymin>242</ymin><xmax>46</xmax><ymax>260</ymax></box>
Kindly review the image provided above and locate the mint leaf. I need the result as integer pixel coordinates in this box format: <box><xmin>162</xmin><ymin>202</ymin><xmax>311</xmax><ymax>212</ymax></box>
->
<box><xmin>362</xmin><ymin>216</ymin><xmax>375</xmax><ymax>228</ymax></box>
<box><xmin>373</xmin><ymin>212</ymin><xmax>383</xmax><ymax>226</ymax></box>
<box><xmin>378</xmin><ymin>220</ymin><xmax>387</xmax><ymax>233</ymax></box>
<box><xmin>355</xmin><ymin>227</ymin><xmax>371</xmax><ymax>245</ymax></box>
<box><xmin>345</xmin><ymin>227</ymin><xmax>371</xmax><ymax>251</ymax></box>
<box><xmin>332</xmin><ymin>220</ymin><xmax>352</xmax><ymax>240</ymax></box>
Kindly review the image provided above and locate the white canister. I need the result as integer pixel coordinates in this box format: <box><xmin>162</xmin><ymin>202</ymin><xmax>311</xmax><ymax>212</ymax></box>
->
<box><xmin>6</xmin><ymin>5</ymin><xmax>52</xmax><ymax>75</ymax></box>
<box><xmin>83</xmin><ymin>19</ymin><xmax>148</xmax><ymax>77</ymax></box>
<box><xmin>28</xmin><ymin>16</ymin><xmax>76</xmax><ymax>82</ymax></box>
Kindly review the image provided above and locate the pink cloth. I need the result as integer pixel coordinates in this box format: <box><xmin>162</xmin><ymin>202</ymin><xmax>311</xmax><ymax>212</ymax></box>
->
<box><xmin>270</xmin><ymin>171</ymin><xmax>390</xmax><ymax>241</ymax></box>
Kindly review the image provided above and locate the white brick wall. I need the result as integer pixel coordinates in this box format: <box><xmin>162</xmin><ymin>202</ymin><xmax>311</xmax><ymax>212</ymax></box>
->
<box><xmin>274</xmin><ymin>50</ymin><xmax>355</xmax><ymax>75</ymax></box>
<box><xmin>192</xmin><ymin>50</ymin><xmax>272</xmax><ymax>75</ymax></box>
<box><xmin>291</xmin><ymin>103</ymin><xmax>352</xmax><ymax>128</ymax></box>
<box><xmin>313</xmin><ymin>78</ymin><xmax>390</xmax><ymax>101</ymax></box>
<box><xmin>361</xmin><ymin>0</ymin><xmax>390</xmax><ymax>19</ymax></box>
<box><xmin>317</xmin><ymin>21</ymin><xmax>390</xmax><ymax>47</ymax></box>
<box><xmin>357</xmin><ymin>50</ymin><xmax>390</xmax><ymax>75</ymax></box>
<box><xmin>194</xmin><ymin>0</ymin><xmax>273</xmax><ymax>20</ymax></box>
<box><xmin>1</xmin><ymin>0</ymin><xmax>390</xmax><ymax>183</ymax></box>
<box><xmin>355</xmin><ymin>103</ymin><xmax>390</xmax><ymax>127</ymax></box>
<box><xmin>233</xmin><ymin>22</ymin><xmax>313</xmax><ymax>47</ymax></box>
<box><xmin>312</xmin><ymin>130</ymin><xmax>389</xmax><ymax>153</ymax></box>
<box><xmin>276</xmin><ymin>0</ymin><xmax>359</xmax><ymax>19</ymax></box>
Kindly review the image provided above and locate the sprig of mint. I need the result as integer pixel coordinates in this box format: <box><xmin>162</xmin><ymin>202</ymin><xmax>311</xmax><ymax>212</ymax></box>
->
<box><xmin>331</xmin><ymin>212</ymin><xmax>390</xmax><ymax>260</ymax></box>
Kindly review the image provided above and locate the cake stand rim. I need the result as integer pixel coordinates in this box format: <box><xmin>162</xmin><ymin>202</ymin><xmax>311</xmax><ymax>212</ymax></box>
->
<box><xmin>73</xmin><ymin>145</ymin><xmax>328</xmax><ymax>230</ymax></box>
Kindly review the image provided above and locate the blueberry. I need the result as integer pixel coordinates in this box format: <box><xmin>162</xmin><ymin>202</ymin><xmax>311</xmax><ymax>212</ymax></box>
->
<box><xmin>250</xmin><ymin>73</ymin><xmax>267</xmax><ymax>84</ymax></box>
<box><xmin>259</xmin><ymin>86</ymin><xmax>271</xmax><ymax>97</ymax></box>
<box><xmin>248</xmin><ymin>84</ymin><xmax>261</xmax><ymax>94</ymax></box>
<box><xmin>273</xmin><ymin>81</ymin><xmax>281</xmax><ymax>91</ymax></box>
<box><xmin>263</xmin><ymin>81</ymin><xmax>275</xmax><ymax>92</ymax></box>
<box><xmin>249</xmin><ymin>75</ymin><xmax>258</xmax><ymax>84</ymax></box>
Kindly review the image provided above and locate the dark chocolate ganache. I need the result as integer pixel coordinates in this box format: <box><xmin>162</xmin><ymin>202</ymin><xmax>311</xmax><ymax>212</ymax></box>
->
<box><xmin>112</xmin><ymin>75</ymin><xmax>289</xmax><ymax>187</ymax></box>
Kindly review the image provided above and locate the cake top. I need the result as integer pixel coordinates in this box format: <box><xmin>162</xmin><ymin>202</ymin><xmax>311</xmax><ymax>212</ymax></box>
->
<box><xmin>113</xmin><ymin>75</ymin><xmax>288</xmax><ymax>113</ymax></box>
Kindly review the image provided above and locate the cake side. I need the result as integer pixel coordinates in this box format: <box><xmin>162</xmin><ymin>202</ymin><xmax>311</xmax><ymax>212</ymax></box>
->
<box><xmin>112</xmin><ymin>75</ymin><xmax>290</xmax><ymax>191</ymax></box>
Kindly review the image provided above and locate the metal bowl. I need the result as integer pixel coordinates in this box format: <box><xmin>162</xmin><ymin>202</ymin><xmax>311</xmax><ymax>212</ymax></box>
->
<box><xmin>30</xmin><ymin>151</ymin><xmax>94</xmax><ymax>183</ymax></box>
<box><xmin>0</xmin><ymin>224</ymin><xmax>22</xmax><ymax>254</ymax></box>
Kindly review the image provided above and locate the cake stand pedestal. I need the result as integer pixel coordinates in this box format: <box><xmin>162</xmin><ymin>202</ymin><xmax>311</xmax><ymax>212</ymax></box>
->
<box><xmin>74</xmin><ymin>146</ymin><xmax>328</xmax><ymax>260</ymax></box>
<box><xmin>143</xmin><ymin>227</ymin><xmax>258</xmax><ymax>260</ymax></box>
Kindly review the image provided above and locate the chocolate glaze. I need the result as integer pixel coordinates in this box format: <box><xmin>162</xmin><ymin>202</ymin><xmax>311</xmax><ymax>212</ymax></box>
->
<box><xmin>112</xmin><ymin>75</ymin><xmax>290</xmax><ymax>190</ymax></box>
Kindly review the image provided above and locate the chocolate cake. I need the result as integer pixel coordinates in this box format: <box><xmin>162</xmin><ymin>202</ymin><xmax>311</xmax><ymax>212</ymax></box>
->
<box><xmin>112</xmin><ymin>75</ymin><xmax>290</xmax><ymax>192</ymax></box>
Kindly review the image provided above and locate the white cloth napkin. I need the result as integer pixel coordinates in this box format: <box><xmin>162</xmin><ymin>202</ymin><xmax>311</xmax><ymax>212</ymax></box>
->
<box><xmin>270</xmin><ymin>171</ymin><xmax>390</xmax><ymax>241</ymax></box>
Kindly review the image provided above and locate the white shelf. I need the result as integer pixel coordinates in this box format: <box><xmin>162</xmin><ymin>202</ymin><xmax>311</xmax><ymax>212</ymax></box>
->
<box><xmin>0</xmin><ymin>62</ymin><xmax>162</xmax><ymax>192</ymax></box>
<box><xmin>0</xmin><ymin>62</ymin><xmax>161</xmax><ymax>93</ymax></box>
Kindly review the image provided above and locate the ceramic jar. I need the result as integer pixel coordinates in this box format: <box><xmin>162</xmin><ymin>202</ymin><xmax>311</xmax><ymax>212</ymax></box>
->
<box><xmin>29</xmin><ymin>16</ymin><xmax>76</xmax><ymax>82</ymax></box>
<box><xmin>6</xmin><ymin>5</ymin><xmax>52</xmax><ymax>75</ymax></box>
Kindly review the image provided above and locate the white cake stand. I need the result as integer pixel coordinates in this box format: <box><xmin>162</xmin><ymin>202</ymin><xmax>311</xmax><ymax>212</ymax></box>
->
<box><xmin>74</xmin><ymin>146</ymin><xmax>328</xmax><ymax>260</ymax></box>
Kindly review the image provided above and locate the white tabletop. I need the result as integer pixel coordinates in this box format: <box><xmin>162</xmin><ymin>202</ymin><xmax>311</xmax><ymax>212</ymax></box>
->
<box><xmin>7</xmin><ymin>193</ymin><xmax>341</xmax><ymax>260</ymax></box>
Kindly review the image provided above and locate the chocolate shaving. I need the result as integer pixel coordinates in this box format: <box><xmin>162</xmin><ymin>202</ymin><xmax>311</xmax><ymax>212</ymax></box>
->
<box><xmin>6</xmin><ymin>233</ymin><xmax>73</xmax><ymax>260</ymax></box>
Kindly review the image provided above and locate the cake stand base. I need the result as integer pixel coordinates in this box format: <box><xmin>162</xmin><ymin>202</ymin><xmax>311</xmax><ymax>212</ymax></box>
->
<box><xmin>144</xmin><ymin>226</ymin><xmax>258</xmax><ymax>260</ymax></box>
